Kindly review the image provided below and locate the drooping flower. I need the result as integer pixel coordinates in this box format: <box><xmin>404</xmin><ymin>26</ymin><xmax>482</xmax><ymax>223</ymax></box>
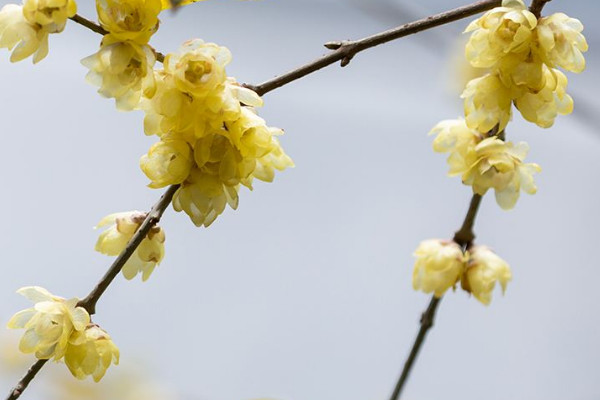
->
<box><xmin>412</xmin><ymin>239</ymin><xmax>466</xmax><ymax>298</ymax></box>
<box><xmin>65</xmin><ymin>324</ymin><xmax>119</xmax><ymax>382</ymax></box>
<box><xmin>22</xmin><ymin>0</ymin><xmax>77</xmax><ymax>34</ymax></box>
<box><xmin>464</xmin><ymin>0</ymin><xmax>537</xmax><ymax>69</ymax></box>
<box><xmin>6</xmin><ymin>287</ymin><xmax>90</xmax><ymax>360</ymax></box>
<box><xmin>140</xmin><ymin>138</ymin><xmax>194</xmax><ymax>188</ymax></box>
<box><xmin>536</xmin><ymin>13</ymin><xmax>588</xmax><ymax>74</ymax></box>
<box><xmin>81</xmin><ymin>35</ymin><xmax>156</xmax><ymax>110</ymax></box>
<box><xmin>514</xmin><ymin>65</ymin><xmax>573</xmax><ymax>128</ymax></box>
<box><xmin>462</xmin><ymin>246</ymin><xmax>512</xmax><ymax>305</ymax></box>
<box><xmin>96</xmin><ymin>0</ymin><xmax>161</xmax><ymax>44</ymax></box>
<box><xmin>95</xmin><ymin>211</ymin><xmax>165</xmax><ymax>281</ymax></box>
<box><xmin>462</xmin><ymin>73</ymin><xmax>513</xmax><ymax>133</ymax></box>
<box><xmin>0</xmin><ymin>4</ymin><xmax>49</xmax><ymax>63</ymax></box>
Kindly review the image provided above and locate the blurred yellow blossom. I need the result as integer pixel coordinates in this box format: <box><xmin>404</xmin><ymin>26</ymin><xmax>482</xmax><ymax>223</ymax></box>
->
<box><xmin>0</xmin><ymin>4</ymin><xmax>48</xmax><ymax>62</ymax></box>
<box><xmin>65</xmin><ymin>325</ymin><xmax>119</xmax><ymax>382</ymax></box>
<box><xmin>161</xmin><ymin>0</ymin><xmax>205</xmax><ymax>10</ymax></box>
<box><xmin>464</xmin><ymin>0</ymin><xmax>537</xmax><ymax>69</ymax></box>
<box><xmin>81</xmin><ymin>35</ymin><xmax>156</xmax><ymax>110</ymax></box>
<box><xmin>22</xmin><ymin>0</ymin><xmax>76</xmax><ymax>34</ymax></box>
<box><xmin>95</xmin><ymin>211</ymin><xmax>165</xmax><ymax>281</ymax></box>
<box><xmin>96</xmin><ymin>0</ymin><xmax>161</xmax><ymax>44</ymax></box>
<box><xmin>7</xmin><ymin>287</ymin><xmax>89</xmax><ymax>360</ymax></box>
<box><xmin>536</xmin><ymin>13</ymin><xmax>588</xmax><ymax>73</ymax></box>
<box><xmin>412</xmin><ymin>239</ymin><xmax>466</xmax><ymax>298</ymax></box>
<box><xmin>462</xmin><ymin>246</ymin><xmax>512</xmax><ymax>305</ymax></box>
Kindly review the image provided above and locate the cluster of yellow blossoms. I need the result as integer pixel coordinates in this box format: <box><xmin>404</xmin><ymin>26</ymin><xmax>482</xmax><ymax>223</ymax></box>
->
<box><xmin>413</xmin><ymin>0</ymin><xmax>586</xmax><ymax>305</ymax></box>
<box><xmin>7</xmin><ymin>287</ymin><xmax>119</xmax><ymax>381</ymax></box>
<box><xmin>412</xmin><ymin>240</ymin><xmax>511</xmax><ymax>305</ymax></box>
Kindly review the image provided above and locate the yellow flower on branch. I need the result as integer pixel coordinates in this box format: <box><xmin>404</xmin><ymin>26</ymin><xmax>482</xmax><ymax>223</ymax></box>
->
<box><xmin>536</xmin><ymin>13</ymin><xmax>588</xmax><ymax>74</ymax></box>
<box><xmin>6</xmin><ymin>287</ymin><xmax>90</xmax><ymax>360</ymax></box>
<box><xmin>95</xmin><ymin>211</ymin><xmax>165</xmax><ymax>281</ymax></box>
<box><xmin>462</xmin><ymin>73</ymin><xmax>512</xmax><ymax>134</ymax></box>
<box><xmin>0</xmin><ymin>4</ymin><xmax>49</xmax><ymax>63</ymax></box>
<box><xmin>22</xmin><ymin>0</ymin><xmax>77</xmax><ymax>34</ymax></box>
<box><xmin>412</xmin><ymin>239</ymin><xmax>466</xmax><ymax>298</ymax></box>
<box><xmin>96</xmin><ymin>0</ymin><xmax>161</xmax><ymax>44</ymax></box>
<box><xmin>462</xmin><ymin>246</ymin><xmax>512</xmax><ymax>305</ymax></box>
<box><xmin>81</xmin><ymin>35</ymin><xmax>156</xmax><ymax>111</ymax></box>
<box><xmin>140</xmin><ymin>138</ymin><xmax>194</xmax><ymax>188</ymax></box>
<box><xmin>65</xmin><ymin>324</ymin><xmax>120</xmax><ymax>382</ymax></box>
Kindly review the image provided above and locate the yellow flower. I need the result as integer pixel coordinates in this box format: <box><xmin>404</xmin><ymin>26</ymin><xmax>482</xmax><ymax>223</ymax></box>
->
<box><xmin>464</xmin><ymin>0</ymin><xmax>537</xmax><ymax>69</ymax></box>
<box><xmin>6</xmin><ymin>287</ymin><xmax>90</xmax><ymax>360</ymax></box>
<box><xmin>412</xmin><ymin>239</ymin><xmax>466</xmax><ymax>298</ymax></box>
<box><xmin>462</xmin><ymin>246</ymin><xmax>512</xmax><ymax>305</ymax></box>
<box><xmin>140</xmin><ymin>138</ymin><xmax>194</xmax><ymax>188</ymax></box>
<box><xmin>430</xmin><ymin>118</ymin><xmax>482</xmax><ymax>176</ymax></box>
<box><xmin>514</xmin><ymin>66</ymin><xmax>573</xmax><ymax>128</ymax></box>
<box><xmin>81</xmin><ymin>35</ymin><xmax>156</xmax><ymax>111</ymax></box>
<box><xmin>462</xmin><ymin>73</ymin><xmax>512</xmax><ymax>133</ymax></box>
<box><xmin>536</xmin><ymin>13</ymin><xmax>588</xmax><ymax>74</ymax></box>
<box><xmin>22</xmin><ymin>0</ymin><xmax>77</xmax><ymax>34</ymax></box>
<box><xmin>96</xmin><ymin>0</ymin><xmax>161</xmax><ymax>44</ymax></box>
<box><xmin>164</xmin><ymin>39</ymin><xmax>231</xmax><ymax>98</ymax></box>
<box><xmin>95</xmin><ymin>211</ymin><xmax>165</xmax><ymax>281</ymax></box>
<box><xmin>160</xmin><ymin>0</ymin><xmax>205</xmax><ymax>10</ymax></box>
<box><xmin>0</xmin><ymin>4</ymin><xmax>49</xmax><ymax>63</ymax></box>
<box><xmin>65</xmin><ymin>324</ymin><xmax>119</xmax><ymax>382</ymax></box>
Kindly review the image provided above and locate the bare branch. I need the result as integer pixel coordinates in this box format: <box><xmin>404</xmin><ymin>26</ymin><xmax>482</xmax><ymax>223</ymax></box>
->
<box><xmin>6</xmin><ymin>360</ymin><xmax>47</xmax><ymax>400</ymax></box>
<box><xmin>247</xmin><ymin>0</ymin><xmax>502</xmax><ymax>96</ymax></box>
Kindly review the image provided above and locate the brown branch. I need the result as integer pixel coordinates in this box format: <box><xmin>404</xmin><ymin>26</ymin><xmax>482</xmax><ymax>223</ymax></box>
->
<box><xmin>6</xmin><ymin>360</ymin><xmax>47</xmax><ymax>400</ymax></box>
<box><xmin>78</xmin><ymin>184</ymin><xmax>180</xmax><ymax>315</ymax></box>
<box><xmin>247</xmin><ymin>0</ymin><xmax>502</xmax><ymax>96</ymax></box>
<box><xmin>529</xmin><ymin>0</ymin><xmax>552</xmax><ymax>18</ymax></box>
<box><xmin>5</xmin><ymin>185</ymin><xmax>179</xmax><ymax>400</ymax></box>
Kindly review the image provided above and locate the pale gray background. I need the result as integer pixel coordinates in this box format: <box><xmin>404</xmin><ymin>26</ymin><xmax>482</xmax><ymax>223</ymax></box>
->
<box><xmin>0</xmin><ymin>1</ymin><xmax>599</xmax><ymax>399</ymax></box>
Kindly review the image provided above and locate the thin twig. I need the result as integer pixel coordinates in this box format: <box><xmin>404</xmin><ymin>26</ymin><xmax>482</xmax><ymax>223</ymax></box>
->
<box><xmin>6</xmin><ymin>360</ymin><xmax>47</xmax><ymax>400</ymax></box>
<box><xmin>529</xmin><ymin>0</ymin><xmax>552</xmax><ymax>18</ymax></box>
<box><xmin>5</xmin><ymin>185</ymin><xmax>179</xmax><ymax>400</ymax></box>
<box><xmin>78</xmin><ymin>184</ymin><xmax>180</xmax><ymax>315</ymax></box>
<box><xmin>247</xmin><ymin>0</ymin><xmax>502</xmax><ymax>96</ymax></box>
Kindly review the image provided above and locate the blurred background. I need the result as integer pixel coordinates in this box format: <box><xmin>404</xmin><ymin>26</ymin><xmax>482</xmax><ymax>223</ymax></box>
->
<box><xmin>0</xmin><ymin>0</ymin><xmax>599</xmax><ymax>399</ymax></box>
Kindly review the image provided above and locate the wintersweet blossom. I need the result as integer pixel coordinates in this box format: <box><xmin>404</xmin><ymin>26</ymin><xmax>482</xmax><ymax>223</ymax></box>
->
<box><xmin>161</xmin><ymin>0</ymin><xmax>205</xmax><ymax>9</ymax></box>
<box><xmin>536</xmin><ymin>13</ymin><xmax>588</xmax><ymax>74</ymax></box>
<box><xmin>22</xmin><ymin>0</ymin><xmax>77</xmax><ymax>34</ymax></box>
<box><xmin>65</xmin><ymin>324</ymin><xmax>120</xmax><ymax>382</ymax></box>
<box><xmin>95</xmin><ymin>211</ymin><xmax>165</xmax><ymax>281</ymax></box>
<box><xmin>96</xmin><ymin>0</ymin><xmax>161</xmax><ymax>44</ymax></box>
<box><xmin>6</xmin><ymin>287</ymin><xmax>90</xmax><ymax>360</ymax></box>
<box><xmin>0</xmin><ymin>4</ymin><xmax>48</xmax><ymax>63</ymax></box>
<box><xmin>462</xmin><ymin>246</ymin><xmax>512</xmax><ymax>305</ymax></box>
<box><xmin>81</xmin><ymin>35</ymin><xmax>156</xmax><ymax>110</ymax></box>
<box><xmin>412</xmin><ymin>239</ymin><xmax>466</xmax><ymax>298</ymax></box>
<box><xmin>464</xmin><ymin>0</ymin><xmax>537</xmax><ymax>69</ymax></box>
<box><xmin>141</xmin><ymin>39</ymin><xmax>293</xmax><ymax>227</ymax></box>
<box><xmin>462</xmin><ymin>73</ymin><xmax>512</xmax><ymax>133</ymax></box>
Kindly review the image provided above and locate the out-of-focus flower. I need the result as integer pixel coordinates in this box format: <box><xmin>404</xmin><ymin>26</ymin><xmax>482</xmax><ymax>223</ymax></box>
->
<box><xmin>464</xmin><ymin>0</ymin><xmax>537</xmax><ymax>69</ymax></box>
<box><xmin>95</xmin><ymin>211</ymin><xmax>165</xmax><ymax>281</ymax></box>
<box><xmin>514</xmin><ymin>65</ymin><xmax>573</xmax><ymax>128</ymax></box>
<box><xmin>0</xmin><ymin>4</ymin><xmax>49</xmax><ymax>63</ymax></box>
<box><xmin>412</xmin><ymin>239</ymin><xmax>466</xmax><ymax>298</ymax></box>
<box><xmin>96</xmin><ymin>0</ymin><xmax>161</xmax><ymax>44</ymax></box>
<box><xmin>161</xmin><ymin>0</ymin><xmax>205</xmax><ymax>9</ymax></box>
<box><xmin>65</xmin><ymin>324</ymin><xmax>119</xmax><ymax>382</ymax></box>
<box><xmin>81</xmin><ymin>35</ymin><xmax>156</xmax><ymax>110</ymax></box>
<box><xmin>536</xmin><ymin>13</ymin><xmax>588</xmax><ymax>73</ymax></box>
<box><xmin>7</xmin><ymin>287</ymin><xmax>89</xmax><ymax>360</ymax></box>
<box><xmin>462</xmin><ymin>246</ymin><xmax>512</xmax><ymax>305</ymax></box>
<box><xmin>22</xmin><ymin>0</ymin><xmax>76</xmax><ymax>34</ymax></box>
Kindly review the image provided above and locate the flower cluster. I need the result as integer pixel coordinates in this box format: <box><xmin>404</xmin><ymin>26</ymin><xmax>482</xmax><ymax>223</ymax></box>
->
<box><xmin>141</xmin><ymin>39</ymin><xmax>293</xmax><ymax>227</ymax></box>
<box><xmin>0</xmin><ymin>0</ymin><xmax>76</xmax><ymax>63</ymax></box>
<box><xmin>430</xmin><ymin>119</ymin><xmax>540</xmax><ymax>209</ymax></box>
<box><xmin>95</xmin><ymin>211</ymin><xmax>165</xmax><ymax>281</ymax></box>
<box><xmin>464</xmin><ymin>0</ymin><xmax>587</xmax><ymax>129</ymax></box>
<box><xmin>412</xmin><ymin>240</ymin><xmax>512</xmax><ymax>305</ymax></box>
<box><xmin>7</xmin><ymin>287</ymin><xmax>119</xmax><ymax>380</ymax></box>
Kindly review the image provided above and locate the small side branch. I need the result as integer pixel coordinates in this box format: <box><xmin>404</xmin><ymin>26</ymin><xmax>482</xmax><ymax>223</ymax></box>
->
<box><xmin>247</xmin><ymin>0</ymin><xmax>502</xmax><ymax>96</ymax></box>
<box><xmin>6</xmin><ymin>360</ymin><xmax>48</xmax><ymax>400</ymax></box>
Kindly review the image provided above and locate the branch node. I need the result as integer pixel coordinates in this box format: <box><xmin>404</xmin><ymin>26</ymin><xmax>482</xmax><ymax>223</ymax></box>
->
<box><xmin>324</xmin><ymin>41</ymin><xmax>343</xmax><ymax>50</ymax></box>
